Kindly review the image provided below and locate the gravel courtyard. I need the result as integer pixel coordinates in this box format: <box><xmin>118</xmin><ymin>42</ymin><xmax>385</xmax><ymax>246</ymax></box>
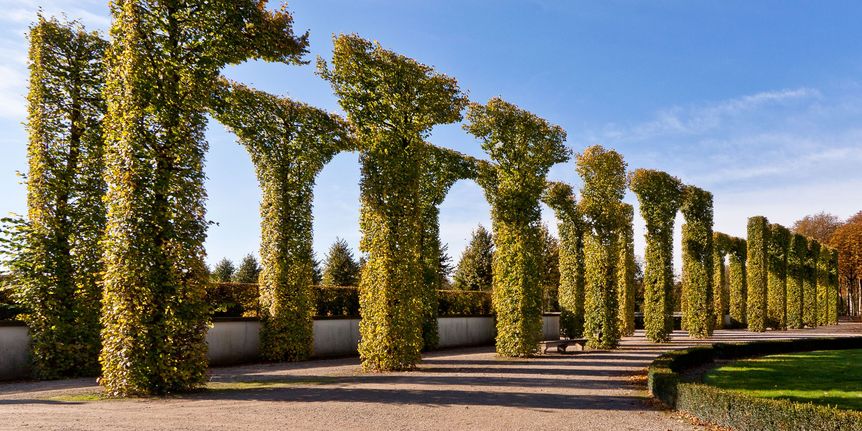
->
<box><xmin>1</xmin><ymin>323</ymin><xmax>859</xmax><ymax>431</ymax></box>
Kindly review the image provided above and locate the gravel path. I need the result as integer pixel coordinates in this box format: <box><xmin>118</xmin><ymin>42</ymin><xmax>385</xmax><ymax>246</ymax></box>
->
<box><xmin>1</xmin><ymin>323</ymin><xmax>859</xmax><ymax>431</ymax></box>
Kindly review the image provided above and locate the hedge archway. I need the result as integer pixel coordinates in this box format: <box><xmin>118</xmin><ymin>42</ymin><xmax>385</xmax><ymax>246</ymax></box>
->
<box><xmin>418</xmin><ymin>146</ymin><xmax>479</xmax><ymax>349</ymax></box>
<box><xmin>466</xmin><ymin>97</ymin><xmax>569</xmax><ymax>356</ymax></box>
<box><xmin>318</xmin><ymin>34</ymin><xmax>468</xmax><ymax>370</ymax></box>
<box><xmin>209</xmin><ymin>79</ymin><xmax>354</xmax><ymax>361</ymax></box>
<box><xmin>576</xmin><ymin>146</ymin><xmax>628</xmax><ymax>349</ymax></box>
<box><xmin>629</xmin><ymin>169</ymin><xmax>683</xmax><ymax>343</ymax></box>
<box><xmin>680</xmin><ymin>185</ymin><xmax>714</xmax><ymax>338</ymax></box>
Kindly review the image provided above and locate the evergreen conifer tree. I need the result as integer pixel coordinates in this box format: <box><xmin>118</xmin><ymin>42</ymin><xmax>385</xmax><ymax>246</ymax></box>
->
<box><xmin>452</xmin><ymin>225</ymin><xmax>495</xmax><ymax>291</ymax></box>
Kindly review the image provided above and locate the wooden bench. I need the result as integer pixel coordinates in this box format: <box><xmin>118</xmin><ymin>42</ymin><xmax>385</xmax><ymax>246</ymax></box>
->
<box><xmin>539</xmin><ymin>338</ymin><xmax>588</xmax><ymax>354</ymax></box>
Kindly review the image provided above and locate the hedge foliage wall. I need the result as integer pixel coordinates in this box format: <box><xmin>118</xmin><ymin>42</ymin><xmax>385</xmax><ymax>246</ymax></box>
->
<box><xmin>617</xmin><ymin>203</ymin><xmax>636</xmax><ymax>337</ymax></box>
<box><xmin>99</xmin><ymin>0</ymin><xmax>308</xmax><ymax>396</ymax></box>
<box><xmin>680</xmin><ymin>185</ymin><xmax>714</xmax><ymax>338</ymax></box>
<box><xmin>467</xmin><ymin>98</ymin><xmax>569</xmax><ymax>356</ymax></box>
<box><xmin>746</xmin><ymin>216</ymin><xmax>769</xmax><ymax>332</ymax></box>
<box><xmin>15</xmin><ymin>16</ymin><xmax>107</xmax><ymax>379</ymax></box>
<box><xmin>766</xmin><ymin>224</ymin><xmax>790</xmax><ymax>330</ymax></box>
<box><xmin>712</xmin><ymin>232</ymin><xmax>732</xmax><ymax>329</ymax></box>
<box><xmin>209</xmin><ymin>79</ymin><xmax>353</xmax><ymax>361</ymax></box>
<box><xmin>829</xmin><ymin>247</ymin><xmax>839</xmax><ymax>325</ymax></box>
<box><xmin>817</xmin><ymin>244</ymin><xmax>831</xmax><ymax>326</ymax></box>
<box><xmin>786</xmin><ymin>233</ymin><xmax>807</xmax><ymax>329</ymax></box>
<box><xmin>319</xmin><ymin>34</ymin><xmax>468</xmax><ymax>370</ymax></box>
<box><xmin>577</xmin><ymin>146</ymin><xmax>626</xmax><ymax>349</ymax></box>
<box><xmin>803</xmin><ymin>240</ymin><xmax>819</xmax><ymax>327</ymax></box>
<box><xmin>543</xmin><ymin>181</ymin><xmax>585</xmax><ymax>338</ymax></box>
<box><xmin>629</xmin><ymin>169</ymin><xmax>683</xmax><ymax>342</ymax></box>
<box><xmin>728</xmin><ymin>237</ymin><xmax>748</xmax><ymax>327</ymax></box>
<box><xmin>418</xmin><ymin>146</ymin><xmax>478</xmax><ymax>349</ymax></box>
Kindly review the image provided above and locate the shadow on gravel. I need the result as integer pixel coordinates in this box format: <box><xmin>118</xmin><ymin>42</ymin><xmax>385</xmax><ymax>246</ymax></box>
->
<box><xmin>193</xmin><ymin>386</ymin><xmax>647</xmax><ymax>410</ymax></box>
<box><xmin>0</xmin><ymin>399</ymin><xmax>82</xmax><ymax>405</ymax></box>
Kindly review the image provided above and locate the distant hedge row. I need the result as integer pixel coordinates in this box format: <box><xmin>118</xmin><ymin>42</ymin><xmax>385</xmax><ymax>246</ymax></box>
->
<box><xmin>207</xmin><ymin>283</ymin><xmax>493</xmax><ymax>318</ymax></box>
<box><xmin>649</xmin><ymin>337</ymin><xmax>862</xmax><ymax>431</ymax></box>
<box><xmin>742</xmin><ymin>216</ymin><xmax>839</xmax><ymax>332</ymax></box>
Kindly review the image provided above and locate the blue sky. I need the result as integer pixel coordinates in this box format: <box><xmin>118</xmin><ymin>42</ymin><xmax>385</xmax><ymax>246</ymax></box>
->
<box><xmin>1</xmin><ymin>1</ymin><xmax>861</xmax><ymax>271</ymax></box>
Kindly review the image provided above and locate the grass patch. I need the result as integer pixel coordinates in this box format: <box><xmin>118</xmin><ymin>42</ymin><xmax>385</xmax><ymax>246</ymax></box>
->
<box><xmin>703</xmin><ymin>348</ymin><xmax>862</xmax><ymax>411</ymax></box>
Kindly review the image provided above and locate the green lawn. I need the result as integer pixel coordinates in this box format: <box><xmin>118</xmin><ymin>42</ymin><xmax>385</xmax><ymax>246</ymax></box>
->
<box><xmin>703</xmin><ymin>349</ymin><xmax>862</xmax><ymax>411</ymax></box>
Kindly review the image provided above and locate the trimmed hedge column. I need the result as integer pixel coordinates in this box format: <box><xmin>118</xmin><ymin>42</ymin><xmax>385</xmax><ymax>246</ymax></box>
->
<box><xmin>786</xmin><ymin>233</ymin><xmax>807</xmax><ymax>329</ymax></box>
<box><xmin>680</xmin><ymin>186</ymin><xmax>714</xmax><ymax>338</ymax></box>
<box><xmin>577</xmin><ymin>146</ymin><xmax>627</xmax><ymax>349</ymax></box>
<box><xmin>418</xmin><ymin>147</ymin><xmax>478</xmax><ymax>349</ymax></box>
<box><xmin>100</xmin><ymin>1</ymin><xmax>309</xmax><ymax>395</ymax></box>
<box><xmin>209</xmin><ymin>80</ymin><xmax>353</xmax><ymax>361</ymax></box>
<box><xmin>467</xmin><ymin>98</ymin><xmax>569</xmax><ymax>356</ymax></box>
<box><xmin>630</xmin><ymin>169</ymin><xmax>683</xmax><ymax>342</ymax></box>
<box><xmin>746</xmin><ymin>216</ymin><xmax>769</xmax><ymax>332</ymax></box>
<box><xmin>14</xmin><ymin>16</ymin><xmax>107</xmax><ymax>378</ymax></box>
<box><xmin>543</xmin><ymin>182</ymin><xmax>586</xmax><ymax>338</ymax></box>
<box><xmin>617</xmin><ymin>203</ymin><xmax>636</xmax><ymax>337</ymax></box>
<box><xmin>803</xmin><ymin>240</ymin><xmax>819</xmax><ymax>327</ymax></box>
<box><xmin>320</xmin><ymin>35</ymin><xmax>468</xmax><ymax>370</ymax></box>
<box><xmin>712</xmin><ymin>233</ymin><xmax>732</xmax><ymax>329</ymax></box>
<box><xmin>728</xmin><ymin>238</ymin><xmax>748</xmax><ymax>327</ymax></box>
<box><xmin>817</xmin><ymin>243</ymin><xmax>831</xmax><ymax>326</ymax></box>
<box><xmin>767</xmin><ymin>224</ymin><xmax>790</xmax><ymax>330</ymax></box>
<box><xmin>829</xmin><ymin>248</ymin><xmax>839</xmax><ymax>325</ymax></box>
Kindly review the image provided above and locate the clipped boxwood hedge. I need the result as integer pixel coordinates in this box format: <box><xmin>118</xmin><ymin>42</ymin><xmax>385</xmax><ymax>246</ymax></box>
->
<box><xmin>649</xmin><ymin>337</ymin><xmax>862</xmax><ymax>431</ymax></box>
<box><xmin>207</xmin><ymin>283</ymin><xmax>492</xmax><ymax>318</ymax></box>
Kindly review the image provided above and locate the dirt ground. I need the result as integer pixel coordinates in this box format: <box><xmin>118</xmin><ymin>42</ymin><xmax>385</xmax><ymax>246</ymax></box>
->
<box><xmin>1</xmin><ymin>324</ymin><xmax>859</xmax><ymax>431</ymax></box>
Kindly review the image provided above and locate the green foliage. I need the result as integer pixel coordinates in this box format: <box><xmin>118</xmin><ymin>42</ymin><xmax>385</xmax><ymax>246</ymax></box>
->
<box><xmin>315</xmin><ymin>285</ymin><xmax>360</xmax><ymax>317</ymax></box>
<box><xmin>466</xmin><ymin>97</ymin><xmax>569</xmax><ymax>356</ymax></box>
<box><xmin>233</xmin><ymin>254</ymin><xmax>262</xmax><ymax>284</ymax></box>
<box><xmin>0</xmin><ymin>279</ymin><xmax>26</xmax><ymax>320</ymax></box>
<box><xmin>577</xmin><ymin>146</ymin><xmax>627</xmax><ymax>349</ymax></box>
<box><xmin>100</xmin><ymin>1</ymin><xmax>308</xmax><ymax>396</ymax></box>
<box><xmin>767</xmin><ymin>224</ymin><xmax>790</xmax><ymax>330</ymax></box>
<box><xmin>728</xmin><ymin>238</ymin><xmax>748</xmax><ymax>327</ymax></box>
<box><xmin>437</xmin><ymin>290</ymin><xmax>494</xmax><ymax>316</ymax></box>
<box><xmin>321</xmin><ymin>238</ymin><xmax>360</xmax><ymax>287</ymax></box>
<box><xmin>452</xmin><ymin>225</ymin><xmax>495</xmax><ymax>292</ymax></box>
<box><xmin>712</xmin><ymin>232</ymin><xmax>732</xmax><ymax>329</ymax></box>
<box><xmin>648</xmin><ymin>338</ymin><xmax>862</xmax><ymax>431</ymax></box>
<box><xmin>817</xmin><ymin>243</ymin><xmax>831</xmax><ymax>326</ymax></box>
<box><xmin>211</xmin><ymin>258</ymin><xmax>236</xmax><ymax>283</ymax></box>
<box><xmin>418</xmin><ymin>146</ymin><xmax>479</xmax><ymax>350</ymax></box>
<box><xmin>12</xmin><ymin>16</ymin><xmax>107</xmax><ymax>379</ymax></box>
<box><xmin>617</xmin><ymin>204</ymin><xmax>636</xmax><ymax>337</ymax></box>
<box><xmin>542</xmin><ymin>182</ymin><xmax>585</xmax><ymax>338</ymax></box>
<box><xmin>629</xmin><ymin>169</ymin><xmax>683</xmax><ymax>342</ymax></box>
<box><xmin>206</xmin><ymin>282</ymin><xmax>259</xmax><ymax>317</ymax></box>
<box><xmin>680</xmin><ymin>186</ymin><xmax>714</xmax><ymax>338</ymax></box>
<box><xmin>210</xmin><ymin>79</ymin><xmax>352</xmax><ymax>362</ymax></box>
<box><xmin>320</xmin><ymin>34</ymin><xmax>468</xmax><ymax>370</ymax></box>
<box><xmin>539</xmin><ymin>224</ymin><xmax>561</xmax><ymax>312</ymax></box>
<box><xmin>803</xmin><ymin>240</ymin><xmax>820</xmax><ymax>327</ymax></box>
<box><xmin>786</xmin><ymin>233</ymin><xmax>807</xmax><ymax>329</ymax></box>
<box><xmin>746</xmin><ymin>216</ymin><xmax>769</xmax><ymax>332</ymax></box>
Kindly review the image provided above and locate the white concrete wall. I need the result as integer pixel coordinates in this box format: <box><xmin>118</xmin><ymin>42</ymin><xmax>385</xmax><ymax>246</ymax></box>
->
<box><xmin>0</xmin><ymin>324</ymin><xmax>30</xmax><ymax>380</ymax></box>
<box><xmin>0</xmin><ymin>313</ymin><xmax>563</xmax><ymax>379</ymax></box>
<box><xmin>206</xmin><ymin>319</ymin><xmax>261</xmax><ymax>366</ymax></box>
<box><xmin>312</xmin><ymin>318</ymin><xmax>360</xmax><ymax>357</ymax></box>
<box><xmin>437</xmin><ymin>316</ymin><xmax>495</xmax><ymax>348</ymax></box>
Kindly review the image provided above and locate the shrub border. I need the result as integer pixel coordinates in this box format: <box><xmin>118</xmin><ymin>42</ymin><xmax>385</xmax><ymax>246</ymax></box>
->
<box><xmin>648</xmin><ymin>337</ymin><xmax>862</xmax><ymax>431</ymax></box>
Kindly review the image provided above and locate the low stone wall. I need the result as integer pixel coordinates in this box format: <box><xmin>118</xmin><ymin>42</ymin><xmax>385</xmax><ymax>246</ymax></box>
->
<box><xmin>0</xmin><ymin>314</ymin><xmax>561</xmax><ymax>377</ymax></box>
